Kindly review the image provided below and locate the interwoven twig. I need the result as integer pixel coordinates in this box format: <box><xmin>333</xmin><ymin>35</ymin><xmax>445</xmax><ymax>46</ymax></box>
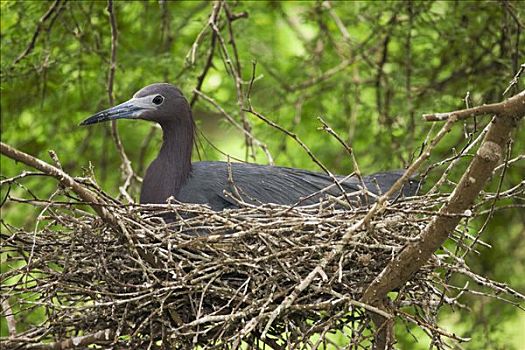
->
<box><xmin>1</xmin><ymin>179</ymin><xmax>523</xmax><ymax>349</ymax></box>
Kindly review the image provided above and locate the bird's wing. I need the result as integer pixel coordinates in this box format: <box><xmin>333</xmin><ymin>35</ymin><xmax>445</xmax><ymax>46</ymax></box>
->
<box><xmin>177</xmin><ymin>162</ymin><xmax>417</xmax><ymax>210</ymax></box>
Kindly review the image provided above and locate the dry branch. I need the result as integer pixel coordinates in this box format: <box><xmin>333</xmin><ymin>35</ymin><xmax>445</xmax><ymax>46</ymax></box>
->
<box><xmin>25</xmin><ymin>329</ymin><xmax>114</xmax><ymax>350</ymax></box>
<box><xmin>362</xmin><ymin>90</ymin><xmax>525</xmax><ymax>349</ymax></box>
<box><xmin>2</xmin><ymin>2</ymin><xmax>524</xmax><ymax>349</ymax></box>
<box><xmin>1</xmin><ymin>92</ymin><xmax>524</xmax><ymax>350</ymax></box>
<box><xmin>1</xmin><ymin>92</ymin><xmax>524</xmax><ymax>349</ymax></box>
<box><xmin>2</xmin><ymin>122</ymin><xmax>524</xmax><ymax>350</ymax></box>
<box><xmin>0</xmin><ymin>142</ymin><xmax>113</xmax><ymax>223</ymax></box>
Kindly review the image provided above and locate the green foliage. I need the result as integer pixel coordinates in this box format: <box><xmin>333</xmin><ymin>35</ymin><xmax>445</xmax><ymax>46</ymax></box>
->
<box><xmin>1</xmin><ymin>1</ymin><xmax>524</xmax><ymax>348</ymax></box>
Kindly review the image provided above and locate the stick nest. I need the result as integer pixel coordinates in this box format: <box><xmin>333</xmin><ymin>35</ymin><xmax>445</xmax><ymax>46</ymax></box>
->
<box><xmin>1</xmin><ymin>185</ymin><xmax>522</xmax><ymax>349</ymax></box>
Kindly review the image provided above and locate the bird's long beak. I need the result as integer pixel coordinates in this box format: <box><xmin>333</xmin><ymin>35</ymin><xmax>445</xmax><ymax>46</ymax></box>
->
<box><xmin>80</xmin><ymin>99</ymin><xmax>148</xmax><ymax>126</ymax></box>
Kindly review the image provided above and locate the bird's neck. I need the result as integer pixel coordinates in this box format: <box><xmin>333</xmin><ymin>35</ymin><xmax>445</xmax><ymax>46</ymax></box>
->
<box><xmin>140</xmin><ymin>119</ymin><xmax>194</xmax><ymax>204</ymax></box>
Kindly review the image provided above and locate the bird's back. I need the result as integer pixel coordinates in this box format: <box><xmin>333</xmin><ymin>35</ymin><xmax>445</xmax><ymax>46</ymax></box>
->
<box><xmin>176</xmin><ymin>161</ymin><xmax>418</xmax><ymax>210</ymax></box>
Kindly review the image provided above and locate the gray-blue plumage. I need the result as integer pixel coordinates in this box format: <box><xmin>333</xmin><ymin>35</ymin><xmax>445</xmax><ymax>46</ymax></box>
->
<box><xmin>81</xmin><ymin>83</ymin><xmax>418</xmax><ymax>209</ymax></box>
<box><xmin>177</xmin><ymin>162</ymin><xmax>417</xmax><ymax>210</ymax></box>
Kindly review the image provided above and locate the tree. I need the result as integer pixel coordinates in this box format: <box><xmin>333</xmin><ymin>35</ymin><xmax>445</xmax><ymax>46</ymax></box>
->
<box><xmin>1</xmin><ymin>1</ymin><xmax>524</xmax><ymax>349</ymax></box>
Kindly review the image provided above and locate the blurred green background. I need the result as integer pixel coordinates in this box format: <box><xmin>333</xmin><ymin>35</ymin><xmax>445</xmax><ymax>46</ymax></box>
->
<box><xmin>1</xmin><ymin>1</ymin><xmax>524</xmax><ymax>348</ymax></box>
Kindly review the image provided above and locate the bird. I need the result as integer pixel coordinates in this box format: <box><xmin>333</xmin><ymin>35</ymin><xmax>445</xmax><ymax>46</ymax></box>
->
<box><xmin>80</xmin><ymin>83</ymin><xmax>419</xmax><ymax>210</ymax></box>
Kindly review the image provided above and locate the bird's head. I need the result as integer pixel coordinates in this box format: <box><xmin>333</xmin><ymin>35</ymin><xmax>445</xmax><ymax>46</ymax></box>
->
<box><xmin>80</xmin><ymin>83</ymin><xmax>190</xmax><ymax>126</ymax></box>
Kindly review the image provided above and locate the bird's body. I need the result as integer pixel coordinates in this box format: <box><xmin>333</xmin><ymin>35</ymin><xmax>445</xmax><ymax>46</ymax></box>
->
<box><xmin>81</xmin><ymin>83</ymin><xmax>418</xmax><ymax>209</ymax></box>
<box><xmin>162</xmin><ymin>161</ymin><xmax>416</xmax><ymax>210</ymax></box>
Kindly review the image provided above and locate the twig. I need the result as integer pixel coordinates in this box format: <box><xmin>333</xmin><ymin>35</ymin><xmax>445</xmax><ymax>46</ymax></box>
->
<box><xmin>25</xmin><ymin>329</ymin><xmax>114</xmax><ymax>350</ymax></box>
<box><xmin>1</xmin><ymin>299</ymin><xmax>17</xmax><ymax>338</ymax></box>
<box><xmin>209</xmin><ymin>1</ymin><xmax>254</xmax><ymax>160</ymax></box>
<box><xmin>318</xmin><ymin>117</ymin><xmax>368</xmax><ymax>202</ymax></box>
<box><xmin>361</xmin><ymin>91</ymin><xmax>525</xmax><ymax>349</ymax></box>
<box><xmin>106</xmin><ymin>0</ymin><xmax>135</xmax><ymax>203</ymax></box>
<box><xmin>185</xmin><ymin>1</ymin><xmax>221</xmax><ymax>66</ymax></box>
<box><xmin>503</xmin><ymin>63</ymin><xmax>525</xmax><ymax>96</ymax></box>
<box><xmin>462</xmin><ymin>139</ymin><xmax>513</xmax><ymax>258</ymax></box>
<box><xmin>423</xmin><ymin>90</ymin><xmax>525</xmax><ymax>121</ymax></box>
<box><xmin>194</xmin><ymin>89</ymin><xmax>273</xmax><ymax>164</ymax></box>
<box><xmin>244</xmin><ymin>106</ymin><xmax>355</xmax><ymax>207</ymax></box>
<box><xmin>12</xmin><ymin>0</ymin><xmax>62</xmax><ymax>66</ymax></box>
<box><xmin>428</xmin><ymin>120</ymin><xmax>491</xmax><ymax>194</ymax></box>
<box><xmin>0</xmin><ymin>141</ymin><xmax>114</xmax><ymax>223</ymax></box>
<box><xmin>0</xmin><ymin>171</ymin><xmax>47</xmax><ymax>186</ymax></box>
<box><xmin>189</xmin><ymin>28</ymin><xmax>218</xmax><ymax>107</ymax></box>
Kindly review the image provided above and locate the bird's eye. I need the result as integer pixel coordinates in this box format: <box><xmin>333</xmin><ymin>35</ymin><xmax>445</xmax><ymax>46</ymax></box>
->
<box><xmin>152</xmin><ymin>95</ymin><xmax>164</xmax><ymax>105</ymax></box>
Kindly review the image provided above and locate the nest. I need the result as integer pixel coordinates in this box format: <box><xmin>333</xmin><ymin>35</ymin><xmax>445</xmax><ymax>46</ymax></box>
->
<box><xmin>3</xmin><ymin>179</ymin><xmax>522</xmax><ymax>350</ymax></box>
